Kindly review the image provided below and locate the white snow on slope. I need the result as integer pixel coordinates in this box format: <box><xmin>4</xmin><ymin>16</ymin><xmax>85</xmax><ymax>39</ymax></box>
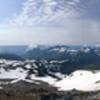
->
<box><xmin>30</xmin><ymin>75</ymin><xmax>57</xmax><ymax>85</ymax></box>
<box><xmin>51</xmin><ymin>47</ymin><xmax>66</xmax><ymax>53</ymax></box>
<box><xmin>55</xmin><ymin>70</ymin><xmax>100</xmax><ymax>92</ymax></box>
<box><xmin>0</xmin><ymin>67</ymin><xmax>27</xmax><ymax>79</ymax></box>
<box><xmin>0</xmin><ymin>59</ymin><xmax>100</xmax><ymax>92</ymax></box>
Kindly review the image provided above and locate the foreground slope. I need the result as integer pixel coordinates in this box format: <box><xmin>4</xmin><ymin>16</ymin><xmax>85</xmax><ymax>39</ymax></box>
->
<box><xmin>0</xmin><ymin>59</ymin><xmax>99</xmax><ymax>99</ymax></box>
<box><xmin>0</xmin><ymin>59</ymin><xmax>99</xmax><ymax>92</ymax></box>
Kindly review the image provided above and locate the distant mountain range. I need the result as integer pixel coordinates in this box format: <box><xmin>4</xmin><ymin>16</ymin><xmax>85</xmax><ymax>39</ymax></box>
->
<box><xmin>0</xmin><ymin>45</ymin><xmax>99</xmax><ymax>73</ymax></box>
<box><xmin>0</xmin><ymin>45</ymin><xmax>100</xmax><ymax>65</ymax></box>
<box><xmin>0</xmin><ymin>45</ymin><xmax>100</xmax><ymax>59</ymax></box>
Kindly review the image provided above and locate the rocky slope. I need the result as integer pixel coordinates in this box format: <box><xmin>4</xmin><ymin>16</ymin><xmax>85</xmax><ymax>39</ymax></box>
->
<box><xmin>0</xmin><ymin>81</ymin><xmax>100</xmax><ymax>100</ymax></box>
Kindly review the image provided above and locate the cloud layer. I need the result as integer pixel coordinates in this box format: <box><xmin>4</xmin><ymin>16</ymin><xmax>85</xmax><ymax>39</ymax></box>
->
<box><xmin>10</xmin><ymin>0</ymin><xmax>81</xmax><ymax>26</ymax></box>
<box><xmin>0</xmin><ymin>0</ymin><xmax>100</xmax><ymax>45</ymax></box>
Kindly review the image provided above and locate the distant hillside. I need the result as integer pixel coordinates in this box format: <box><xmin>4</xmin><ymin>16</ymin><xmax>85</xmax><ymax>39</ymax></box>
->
<box><xmin>0</xmin><ymin>53</ymin><xmax>24</xmax><ymax>60</ymax></box>
<box><xmin>0</xmin><ymin>45</ymin><xmax>27</xmax><ymax>56</ymax></box>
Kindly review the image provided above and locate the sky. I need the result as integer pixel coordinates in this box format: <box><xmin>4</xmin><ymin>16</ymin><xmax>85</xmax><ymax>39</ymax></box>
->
<box><xmin>0</xmin><ymin>0</ymin><xmax>100</xmax><ymax>45</ymax></box>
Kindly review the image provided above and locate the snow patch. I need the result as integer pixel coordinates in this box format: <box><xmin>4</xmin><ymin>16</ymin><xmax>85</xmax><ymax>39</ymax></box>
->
<box><xmin>55</xmin><ymin>70</ymin><xmax>100</xmax><ymax>92</ymax></box>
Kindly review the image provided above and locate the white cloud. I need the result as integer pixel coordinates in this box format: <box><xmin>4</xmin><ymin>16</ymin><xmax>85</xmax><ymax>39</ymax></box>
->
<box><xmin>9</xmin><ymin>0</ymin><xmax>80</xmax><ymax>27</ymax></box>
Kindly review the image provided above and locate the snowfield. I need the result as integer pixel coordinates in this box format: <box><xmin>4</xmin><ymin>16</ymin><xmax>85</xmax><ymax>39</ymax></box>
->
<box><xmin>0</xmin><ymin>59</ymin><xmax>100</xmax><ymax>92</ymax></box>
<box><xmin>55</xmin><ymin>70</ymin><xmax>100</xmax><ymax>92</ymax></box>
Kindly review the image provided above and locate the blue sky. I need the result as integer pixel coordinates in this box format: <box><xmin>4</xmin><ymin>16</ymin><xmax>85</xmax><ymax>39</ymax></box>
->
<box><xmin>0</xmin><ymin>0</ymin><xmax>100</xmax><ymax>45</ymax></box>
<box><xmin>0</xmin><ymin>0</ymin><xmax>24</xmax><ymax>22</ymax></box>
